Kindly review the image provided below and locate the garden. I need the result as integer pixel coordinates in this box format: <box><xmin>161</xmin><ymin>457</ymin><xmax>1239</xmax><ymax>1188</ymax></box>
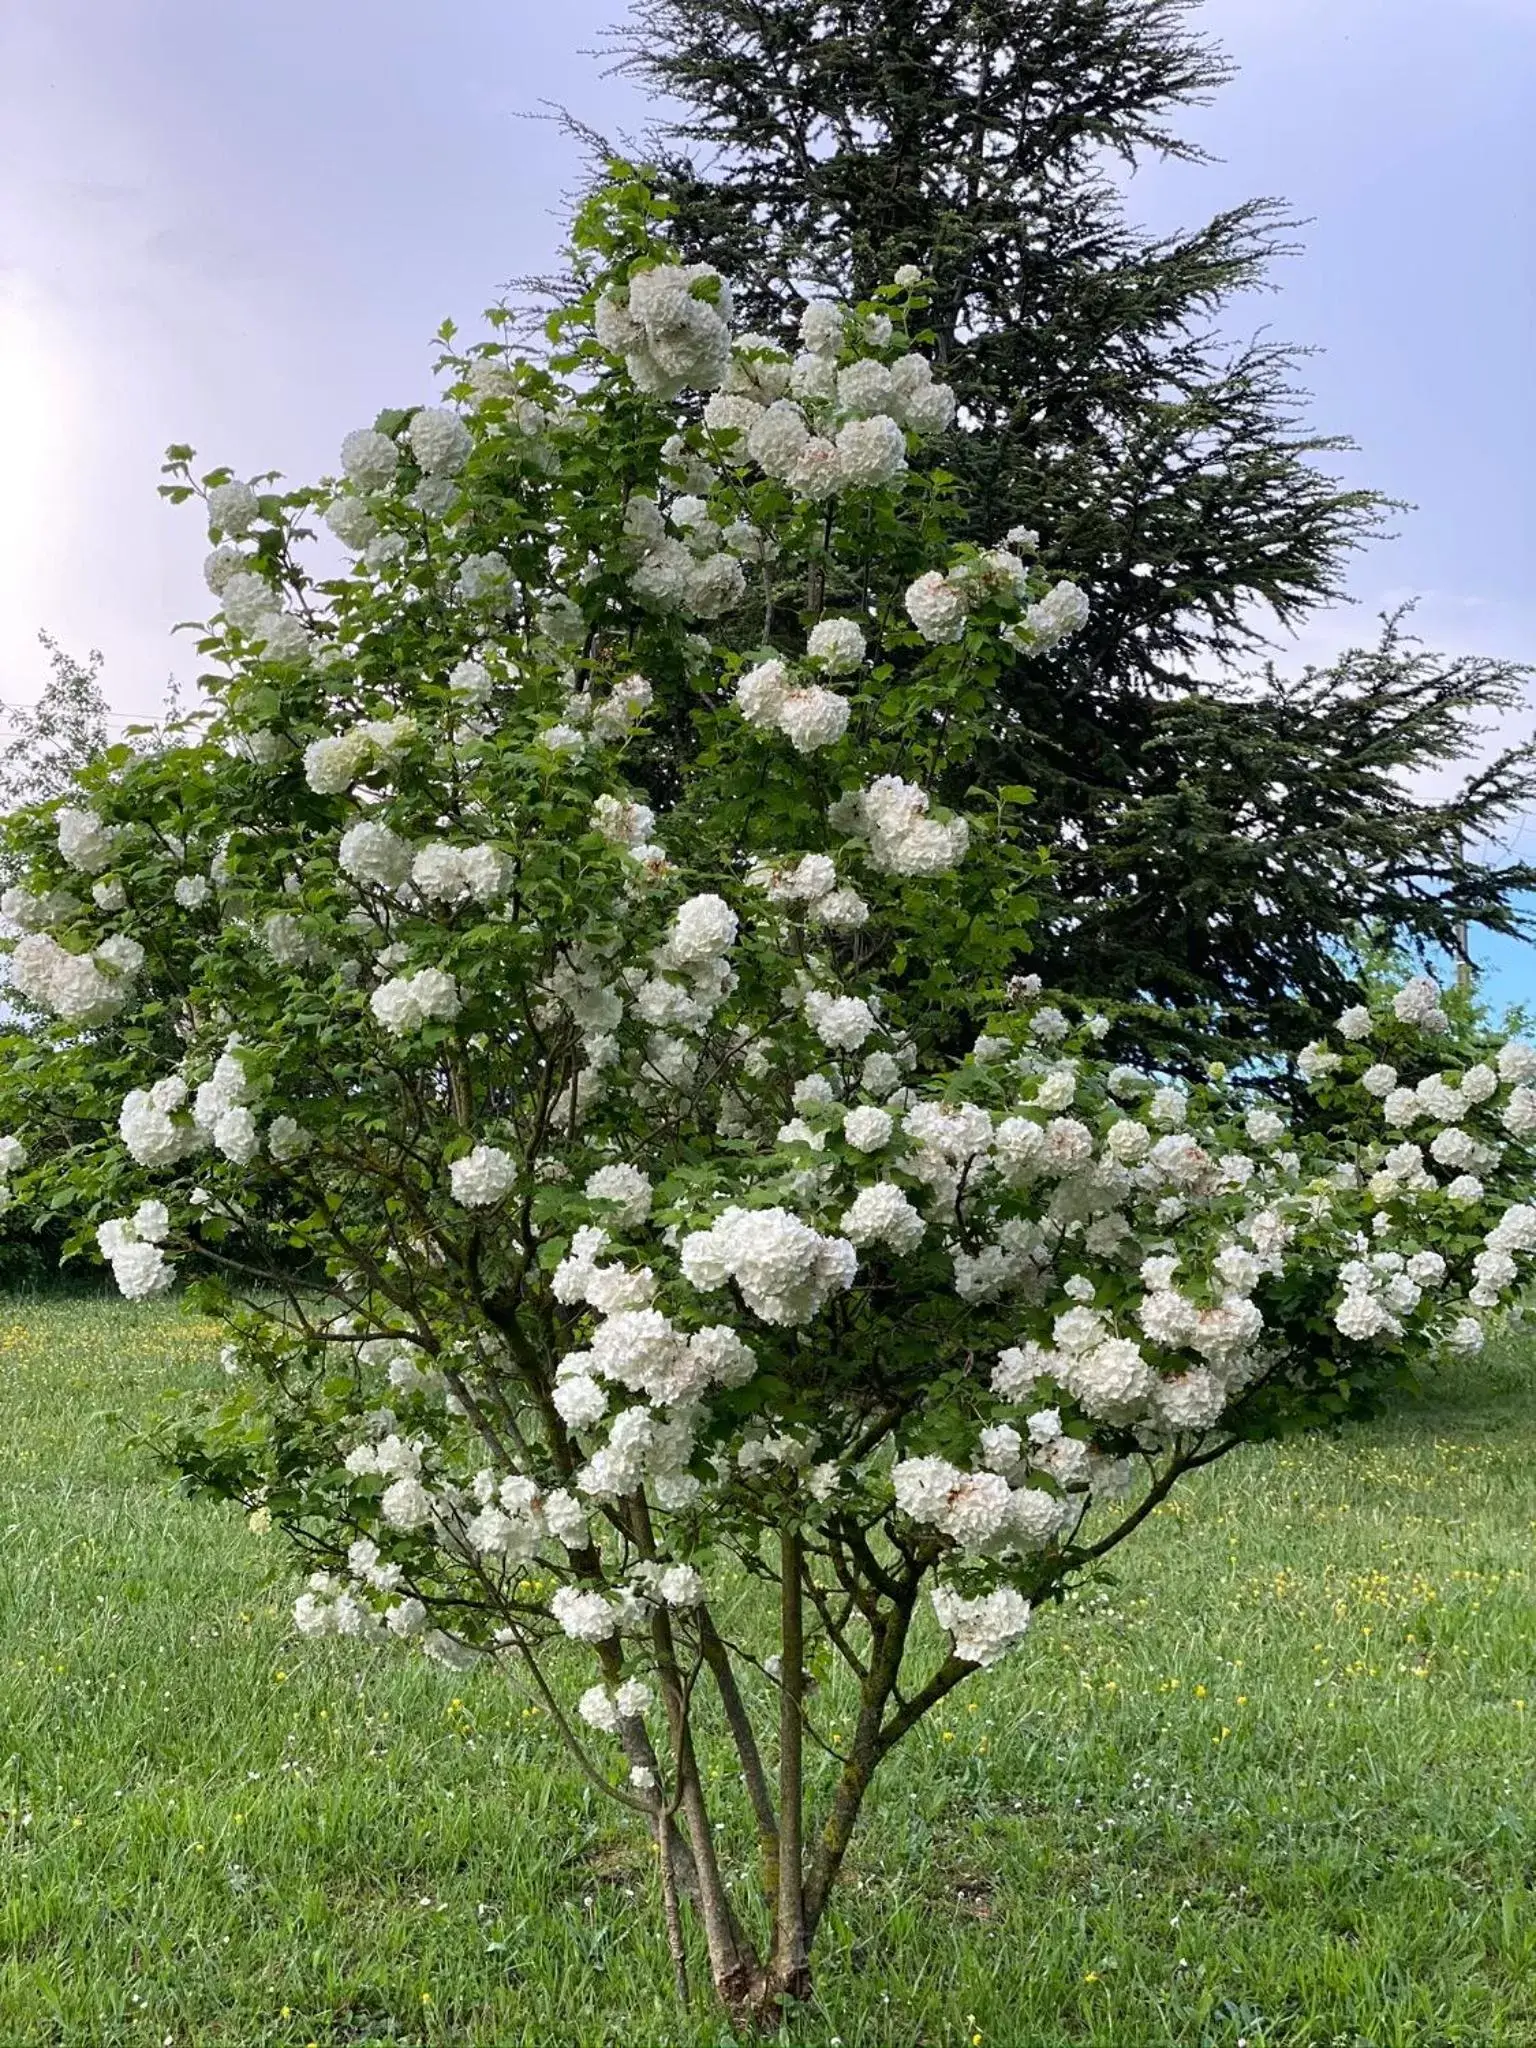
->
<box><xmin>2</xmin><ymin>4</ymin><xmax>1534</xmax><ymax>2044</ymax></box>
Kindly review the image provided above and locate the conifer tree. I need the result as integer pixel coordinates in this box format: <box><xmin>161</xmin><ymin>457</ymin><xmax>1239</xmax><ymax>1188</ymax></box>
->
<box><xmin>609</xmin><ymin>0</ymin><xmax>1536</xmax><ymax>1051</ymax></box>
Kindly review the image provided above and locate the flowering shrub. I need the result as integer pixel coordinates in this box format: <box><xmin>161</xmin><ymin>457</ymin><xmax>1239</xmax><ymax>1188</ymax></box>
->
<box><xmin>2</xmin><ymin>174</ymin><xmax>1533</xmax><ymax>2024</ymax></box>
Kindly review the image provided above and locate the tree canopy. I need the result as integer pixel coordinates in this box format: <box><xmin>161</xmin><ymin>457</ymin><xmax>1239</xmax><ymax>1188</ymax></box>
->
<box><xmin>607</xmin><ymin>0</ymin><xmax>1536</xmax><ymax>1053</ymax></box>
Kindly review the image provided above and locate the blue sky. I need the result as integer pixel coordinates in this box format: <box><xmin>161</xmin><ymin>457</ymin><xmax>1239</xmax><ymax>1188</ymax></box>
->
<box><xmin>1</xmin><ymin>0</ymin><xmax>1532</xmax><ymax>998</ymax></box>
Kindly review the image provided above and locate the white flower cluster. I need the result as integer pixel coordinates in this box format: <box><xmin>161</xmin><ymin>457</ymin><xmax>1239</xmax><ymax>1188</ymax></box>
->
<box><xmin>0</xmin><ymin>1133</ymin><xmax>25</xmax><ymax>1213</ymax></box>
<box><xmin>828</xmin><ymin>776</ymin><xmax>969</xmax><ymax>877</ymax></box>
<box><xmin>735</xmin><ymin>657</ymin><xmax>850</xmax><ymax>754</ymax></box>
<box><xmin>55</xmin><ymin>808</ymin><xmax>118</xmax><ymax>874</ymax></box>
<box><xmin>578</xmin><ymin>1678</ymin><xmax>655</xmax><ymax>1735</ymax></box>
<box><xmin>840</xmin><ymin>1180</ymin><xmax>925</xmax><ymax>1253</ymax></box>
<box><xmin>680</xmin><ymin>1207</ymin><xmax>857</xmax><ymax>1326</ymax></box>
<box><xmin>370</xmin><ymin>967</ymin><xmax>462</xmax><ymax>1036</ymax></box>
<box><xmin>904</xmin><ymin>548</ymin><xmax>1090</xmax><ymax>657</ymax></box>
<box><xmin>1003</xmin><ymin>580</ymin><xmax>1092</xmax><ymax>654</ymax></box>
<box><xmin>449</xmin><ymin>1144</ymin><xmax>517</xmax><ymax>1207</ymax></box>
<box><xmin>410</xmin><ymin>842</ymin><xmax>510</xmax><ymax>906</ymax></box>
<box><xmin>1393</xmin><ymin>976</ymin><xmax>1450</xmax><ymax>1034</ymax></box>
<box><xmin>585</xmin><ymin>1164</ymin><xmax>653</xmax><ymax>1226</ymax></box>
<box><xmin>929</xmin><ymin>1585</ymin><xmax>1033</xmax><ymax>1668</ymax></box>
<box><xmin>97</xmin><ymin>1203</ymin><xmax>175</xmax><ymax>1299</ymax></box>
<box><xmin>595</xmin><ymin>263</ymin><xmax>735</xmax><ymax>398</ymax></box>
<box><xmin>120</xmin><ymin>1075</ymin><xmax>202</xmax><ymax>1167</ymax></box>
<box><xmin>698</xmin><ymin>298</ymin><xmax>955</xmax><ymax>503</ymax></box>
<box><xmin>625</xmin><ymin>494</ymin><xmax>748</xmax><ymax>620</ymax></box>
<box><xmin>746</xmin><ymin>853</ymin><xmax>868</xmax><ymax>933</ymax></box>
<box><xmin>10</xmin><ymin>930</ymin><xmax>143</xmax><ymax>1025</ymax></box>
<box><xmin>893</xmin><ymin>1453</ymin><xmax>1073</xmax><ymax>1555</ymax></box>
<box><xmin>303</xmin><ymin>717</ymin><xmax>416</xmax><ymax>795</ymax></box>
<box><xmin>218</xmin><ymin>572</ymin><xmax>311</xmax><ymax>661</ymax></box>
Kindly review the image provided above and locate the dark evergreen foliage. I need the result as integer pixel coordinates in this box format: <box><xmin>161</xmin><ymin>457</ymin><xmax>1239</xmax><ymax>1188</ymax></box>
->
<box><xmin>604</xmin><ymin>0</ymin><xmax>1536</xmax><ymax>1053</ymax></box>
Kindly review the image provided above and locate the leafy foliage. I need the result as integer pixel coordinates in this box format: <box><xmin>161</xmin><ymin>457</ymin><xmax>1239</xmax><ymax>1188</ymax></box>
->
<box><xmin>608</xmin><ymin>0</ymin><xmax>1536</xmax><ymax>1055</ymax></box>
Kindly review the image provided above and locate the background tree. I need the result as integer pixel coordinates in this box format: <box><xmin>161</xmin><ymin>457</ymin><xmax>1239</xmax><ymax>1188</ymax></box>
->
<box><xmin>0</xmin><ymin>634</ymin><xmax>113</xmax><ymax>1284</ymax></box>
<box><xmin>608</xmin><ymin>0</ymin><xmax>1536</xmax><ymax>1054</ymax></box>
<box><xmin>0</xmin><ymin>633</ymin><xmax>111</xmax><ymax>827</ymax></box>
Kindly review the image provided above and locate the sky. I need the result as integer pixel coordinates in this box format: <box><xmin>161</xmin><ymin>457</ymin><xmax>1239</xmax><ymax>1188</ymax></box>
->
<box><xmin>1</xmin><ymin>0</ymin><xmax>1533</xmax><ymax>996</ymax></box>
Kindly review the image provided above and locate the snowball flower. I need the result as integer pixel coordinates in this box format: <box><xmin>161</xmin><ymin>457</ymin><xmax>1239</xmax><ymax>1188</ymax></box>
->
<box><xmin>804</xmin><ymin>991</ymin><xmax>878</xmax><ymax>1051</ymax></box>
<box><xmin>836</xmin><ymin>358</ymin><xmax>896</xmax><ymax>417</ymax></box>
<box><xmin>1393</xmin><ymin>977</ymin><xmax>1448</xmax><ymax>1031</ymax></box>
<box><xmin>1008</xmin><ymin>581</ymin><xmax>1091</xmax><ymax>652</ymax></box>
<box><xmin>1244</xmin><ymin>1107</ymin><xmax>1285</xmax><ymax>1147</ymax></box>
<box><xmin>340</xmin><ymin>821</ymin><xmax>414</xmax><ymax>891</ymax></box>
<box><xmin>97</xmin><ymin>1216</ymin><xmax>175</xmax><ymax>1300</ymax></box>
<box><xmin>10</xmin><ymin>932</ymin><xmax>136</xmax><ymax>1025</ymax></box>
<box><xmin>930</xmin><ymin>1585</ymin><xmax>1032</xmax><ymax>1668</ymax></box>
<box><xmin>449</xmin><ymin>1145</ymin><xmax>517</xmax><ymax>1207</ymax></box>
<box><xmin>735</xmin><ymin>658</ymin><xmax>791</xmax><ymax>728</ymax></box>
<box><xmin>904</xmin><ymin>571</ymin><xmax>967</xmax><ymax>643</ymax></box>
<box><xmin>585</xmin><ymin>1164</ymin><xmax>653</xmax><ymax>1226</ymax></box>
<box><xmin>56</xmin><ymin>808</ymin><xmax>117</xmax><ymax>874</ymax></box>
<box><xmin>341</xmin><ymin>428</ymin><xmax>399</xmax><ymax>489</ymax></box>
<box><xmin>324</xmin><ymin>495</ymin><xmax>378</xmax><ymax>550</ymax></box>
<box><xmin>1066</xmin><ymin>1338</ymin><xmax>1155</xmax><ymax>1423</ymax></box>
<box><xmin>553</xmin><ymin>1374</ymin><xmax>608</xmax><ymax>1429</ymax></box>
<box><xmin>406</xmin><ymin>406</ymin><xmax>472</xmax><ymax>476</ymax></box>
<box><xmin>843</xmin><ymin>1105</ymin><xmax>894</xmax><ymax>1152</ymax></box>
<box><xmin>303</xmin><ymin>730</ymin><xmax>371</xmax><ymax>794</ymax></box>
<box><xmin>807</xmin><ymin>617</ymin><xmax>867</xmax><ymax>674</ymax></box>
<box><xmin>657</xmin><ymin>1565</ymin><xmax>706</xmax><ymax>1608</ymax></box>
<box><xmin>746</xmin><ymin>400</ymin><xmax>810</xmax><ymax>479</ymax></box>
<box><xmin>799</xmin><ymin>301</ymin><xmax>845</xmax><ymax>355</ymax></box>
<box><xmin>776</xmin><ymin>685</ymin><xmax>851</xmax><ymax>753</ymax></box>
<box><xmin>834</xmin><ymin>775</ymin><xmax>969</xmax><ymax>877</ymax></box>
<box><xmin>840</xmin><ymin>1182</ymin><xmax>925</xmax><ymax>1254</ymax></box>
<box><xmin>834</xmin><ymin>414</ymin><xmax>907</xmax><ymax>488</ymax></box>
<box><xmin>1338</xmin><ymin>1005</ymin><xmax>1372</xmax><ymax>1041</ymax></box>
<box><xmin>411</xmin><ymin>842</ymin><xmax>509</xmax><ymax>906</ymax></box>
<box><xmin>213</xmin><ymin>1106</ymin><xmax>260</xmax><ymax>1165</ymax></box>
<box><xmin>599</xmin><ymin>262</ymin><xmax>734</xmax><ymax>396</ymax></box>
<box><xmin>578</xmin><ymin>1685</ymin><xmax>622</xmax><ymax>1735</ymax></box>
<box><xmin>267</xmin><ymin>1115</ymin><xmax>308</xmax><ymax>1163</ymax></box>
<box><xmin>1334</xmin><ymin>1291</ymin><xmax>1394</xmax><ymax>1341</ymax></box>
<box><xmin>370</xmin><ymin>968</ymin><xmax>462</xmax><ymax>1036</ymax></box>
<box><xmin>1487</xmin><ymin>1204</ymin><xmax>1536</xmax><ymax>1253</ymax></box>
<box><xmin>666</xmin><ymin>893</ymin><xmax>738</xmax><ymax>966</ymax></box>
<box><xmin>458</xmin><ymin>552</ymin><xmax>511</xmax><ymax>602</ymax></box>
<box><xmin>592</xmin><ymin>796</ymin><xmax>656</xmax><ymax>848</ymax></box>
<box><xmin>680</xmin><ymin>1206</ymin><xmax>856</xmax><ymax>1326</ymax></box>
<box><xmin>1151</xmin><ymin>1369</ymin><xmax>1227</xmax><ymax>1432</ymax></box>
<box><xmin>1297</xmin><ymin>1042</ymin><xmax>1341</xmax><ymax>1083</ymax></box>
<box><xmin>551</xmin><ymin>1588</ymin><xmax>618</xmax><ymax>1643</ymax></box>
<box><xmin>207</xmin><ymin>480</ymin><xmax>259</xmax><ymax>536</ymax></box>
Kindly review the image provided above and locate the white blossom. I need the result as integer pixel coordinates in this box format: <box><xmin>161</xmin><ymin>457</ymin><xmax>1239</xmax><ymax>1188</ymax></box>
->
<box><xmin>807</xmin><ymin>617</ymin><xmax>867</xmax><ymax>674</ymax></box>
<box><xmin>930</xmin><ymin>1585</ymin><xmax>1032</xmax><ymax>1667</ymax></box>
<box><xmin>449</xmin><ymin>1145</ymin><xmax>517</xmax><ymax>1207</ymax></box>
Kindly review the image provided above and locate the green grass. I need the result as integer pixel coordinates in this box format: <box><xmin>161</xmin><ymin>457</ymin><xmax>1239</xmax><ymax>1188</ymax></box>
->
<box><xmin>3</xmin><ymin>1297</ymin><xmax>1536</xmax><ymax>2047</ymax></box>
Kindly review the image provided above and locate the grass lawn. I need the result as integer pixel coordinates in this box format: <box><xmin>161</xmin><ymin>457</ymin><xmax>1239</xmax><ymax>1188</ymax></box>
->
<box><xmin>1</xmin><ymin>1296</ymin><xmax>1535</xmax><ymax>2047</ymax></box>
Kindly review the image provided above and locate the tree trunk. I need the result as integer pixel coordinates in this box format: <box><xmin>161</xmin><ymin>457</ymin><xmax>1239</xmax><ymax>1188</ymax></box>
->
<box><xmin>771</xmin><ymin>1525</ymin><xmax>812</xmax><ymax>2006</ymax></box>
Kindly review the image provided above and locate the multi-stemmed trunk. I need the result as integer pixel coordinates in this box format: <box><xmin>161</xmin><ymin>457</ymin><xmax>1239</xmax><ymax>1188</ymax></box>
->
<box><xmin>627</xmin><ymin>1532</ymin><xmax>971</xmax><ymax>2031</ymax></box>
